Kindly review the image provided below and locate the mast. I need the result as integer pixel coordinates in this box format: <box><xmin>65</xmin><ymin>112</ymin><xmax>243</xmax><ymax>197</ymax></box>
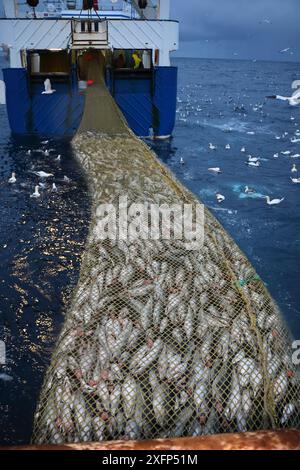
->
<box><xmin>2</xmin><ymin>0</ymin><xmax>18</xmax><ymax>18</ymax></box>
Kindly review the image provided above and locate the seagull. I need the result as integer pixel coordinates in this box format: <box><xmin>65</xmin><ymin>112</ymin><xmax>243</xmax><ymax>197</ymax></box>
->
<box><xmin>225</xmin><ymin>144</ymin><xmax>231</xmax><ymax>150</ymax></box>
<box><xmin>180</xmin><ymin>157</ymin><xmax>185</xmax><ymax>165</ymax></box>
<box><xmin>241</xmin><ymin>147</ymin><xmax>246</xmax><ymax>153</ymax></box>
<box><xmin>52</xmin><ymin>183</ymin><xmax>58</xmax><ymax>192</ymax></box>
<box><xmin>291</xmin><ymin>164</ymin><xmax>297</xmax><ymax>172</ymax></box>
<box><xmin>273</xmin><ymin>153</ymin><xmax>279</xmax><ymax>158</ymax></box>
<box><xmin>265</xmin><ymin>196</ymin><xmax>284</xmax><ymax>205</ymax></box>
<box><xmin>208</xmin><ymin>167</ymin><xmax>221</xmax><ymax>173</ymax></box>
<box><xmin>32</xmin><ymin>171</ymin><xmax>54</xmax><ymax>178</ymax></box>
<box><xmin>267</xmin><ymin>87</ymin><xmax>300</xmax><ymax>106</ymax></box>
<box><xmin>8</xmin><ymin>172</ymin><xmax>16</xmax><ymax>184</ymax></box>
<box><xmin>279</xmin><ymin>48</ymin><xmax>290</xmax><ymax>53</ymax></box>
<box><xmin>291</xmin><ymin>154</ymin><xmax>300</xmax><ymax>158</ymax></box>
<box><xmin>42</xmin><ymin>78</ymin><xmax>56</xmax><ymax>95</ymax></box>
<box><xmin>55</xmin><ymin>155</ymin><xmax>61</xmax><ymax>163</ymax></box>
<box><xmin>291</xmin><ymin>177</ymin><xmax>300</xmax><ymax>184</ymax></box>
<box><xmin>41</xmin><ymin>140</ymin><xmax>49</xmax><ymax>145</ymax></box>
<box><xmin>27</xmin><ymin>149</ymin><xmax>32</xmax><ymax>155</ymax></box>
<box><xmin>248</xmin><ymin>155</ymin><xmax>259</xmax><ymax>162</ymax></box>
<box><xmin>209</xmin><ymin>143</ymin><xmax>217</xmax><ymax>150</ymax></box>
<box><xmin>216</xmin><ymin>193</ymin><xmax>225</xmax><ymax>203</ymax></box>
<box><xmin>281</xmin><ymin>151</ymin><xmax>291</xmax><ymax>155</ymax></box>
<box><xmin>245</xmin><ymin>186</ymin><xmax>256</xmax><ymax>194</ymax></box>
<box><xmin>30</xmin><ymin>186</ymin><xmax>41</xmax><ymax>198</ymax></box>
<box><xmin>291</xmin><ymin>138</ymin><xmax>300</xmax><ymax>143</ymax></box>
<box><xmin>246</xmin><ymin>161</ymin><xmax>261</xmax><ymax>167</ymax></box>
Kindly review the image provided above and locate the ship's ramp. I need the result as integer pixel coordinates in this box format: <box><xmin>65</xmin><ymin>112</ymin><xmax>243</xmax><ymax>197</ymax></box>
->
<box><xmin>33</xmin><ymin>54</ymin><xmax>300</xmax><ymax>444</ymax></box>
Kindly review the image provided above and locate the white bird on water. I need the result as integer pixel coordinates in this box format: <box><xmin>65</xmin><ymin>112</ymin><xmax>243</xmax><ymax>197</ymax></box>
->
<box><xmin>267</xmin><ymin>80</ymin><xmax>300</xmax><ymax>106</ymax></box>
<box><xmin>246</xmin><ymin>161</ymin><xmax>261</xmax><ymax>167</ymax></box>
<box><xmin>8</xmin><ymin>172</ymin><xmax>16</xmax><ymax>184</ymax></box>
<box><xmin>180</xmin><ymin>157</ymin><xmax>185</xmax><ymax>165</ymax></box>
<box><xmin>245</xmin><ymin>186</ymin><xmax>256</xmax><ymax>194</ymax></box>
<box><xmin>30</xmin><ymin>186</ymin><xmax>41</xmax><ymax>198</ymax></box>
<box><xmin>241</xmin><ymin>147</ymin><xmax>246</xmax><ymax>153</ymax></box>
<box><xmin>248</xmin><ymin>155</ymin><xmax>259</xmax><ymax>163</ymax></box>
<box><xmin>265</xmin><ymin>196</ymin><xmax>284</xmax><ymax>205</ymax></box>
<box><xmin>32</xmin><ymin>171</ymin><xmax>54</xmax><ymax>178</ymax></box>
<box><xmin>42</xmin><ymin>78</ymin><xmax>56</xmax><ymax>95</ymax></box>
<box><xmin>209</xmin><ymin>143</ymin><xmax>217</xmax><ymax>150</ymax></box>
<box><xmin>291</xmin><ymin>177</ymin><xmax>300</xmax><ymax>184</ymax></box>
<box><xmin>216</xmin><ymin>193</ymin><xmax>225</xmax><ymax>203</ymax></box>
<box><xmin>208</xmin><ymin>167</ymin><xmax>221</xmax><ymax>173</ymax></box>
<box><xmin>273</xmin><ymin>153</ymin><xmax>279</xmax><ymax>158</ymax></box>
<box><xmin>225</xmin><ymin>144</ymin><xmax>231</xmax><ymax>150</ymax></box>
<box><xmin>291</xmin><ymin>164</ymin><xmax>297</xmax><ymax>173</ymax></box>
<box><xmin>281</xmin><ymin>150</ymin><xmax>291</xmax><ymax>156</ymax></box>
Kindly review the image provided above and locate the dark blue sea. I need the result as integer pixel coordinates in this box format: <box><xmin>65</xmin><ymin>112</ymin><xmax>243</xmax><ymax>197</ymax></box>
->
<box><xmin>0</xmin><ymin>56</ymin><xmax>299</xmax><ymax>444</ymax></box>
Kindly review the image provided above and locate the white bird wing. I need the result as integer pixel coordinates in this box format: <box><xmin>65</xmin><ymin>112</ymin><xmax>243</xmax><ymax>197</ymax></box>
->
<box><xmin>276</xmin><ymin>95</ymin><xmax>289</xmax><ymax>101</ymax></box>
<box><xmin>0</xmin><ymin>80</ymin><xmax>6</xmax><ymax>105</ymax></box>
<box><xmin>291</xmin><ymin>88</ymin><xmax>300</xmax><ymax>99</ymax></box>
<box><xmin>292</xmin><ymin>80</ymin><xmax>300</xmax><ymax>91</ymax></box>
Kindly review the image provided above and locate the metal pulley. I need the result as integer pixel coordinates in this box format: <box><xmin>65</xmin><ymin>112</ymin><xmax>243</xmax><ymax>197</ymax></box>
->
<box><xmin>82</xmin><ymin>0</ymin><xmax>94</xmax><ymax>9</ymax></box>
<box><xmin>26</xmin><ymin>0</ymin><xmax>39</xmax><ymax>6</ymax></box>
<box><xmin>138</xmin><ymin>0</ymin><xmax>148</xmax><ymax>9</ymax></box>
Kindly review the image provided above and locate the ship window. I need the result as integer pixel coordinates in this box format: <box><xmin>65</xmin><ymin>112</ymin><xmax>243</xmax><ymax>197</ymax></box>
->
<box><xmin>29</xmin><ymin>50</ymin><xmax>70</xmax><ymax>76</ymax></box>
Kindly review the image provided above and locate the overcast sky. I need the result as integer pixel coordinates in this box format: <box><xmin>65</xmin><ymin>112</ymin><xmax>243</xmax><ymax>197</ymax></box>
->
<box><xmin>171</xmin><ymin>0</ymin><xmax>300</xmax><ymax>61</ymax></box>
<box><xmin>0</xmin><ymin>1</ymin><xmax>299</xmax><ymax>61</ymax></box>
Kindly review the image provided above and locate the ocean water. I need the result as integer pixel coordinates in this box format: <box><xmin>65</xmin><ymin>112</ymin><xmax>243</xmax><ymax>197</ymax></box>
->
<box><xmin>0</xmin><ymin>56</ymin><xmax>299</xmax><ymax>444</ymax></box>
<box><xmin>152</xmin><ymin>57</ymin><xmax>300</xmax><ymax>338</ymax></box>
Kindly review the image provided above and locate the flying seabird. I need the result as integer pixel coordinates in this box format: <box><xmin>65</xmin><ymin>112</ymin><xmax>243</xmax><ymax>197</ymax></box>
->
<box><xmin>42</xmin><ymin>78</ymin><xmax>56</xmax><ymax>95</ymax></box>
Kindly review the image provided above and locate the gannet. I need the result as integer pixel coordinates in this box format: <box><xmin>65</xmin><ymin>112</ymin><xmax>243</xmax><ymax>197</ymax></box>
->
<box><xmin>245</xmin><ymin>186</ymin><xmax>256</xmax><ymax>193</ymax></box>
<box><xmin>42</xmin><ymin>78</ymin><xmax>56</xmax><ymax>95</ymax></box>
<box><xmin>216</xmin><ymin>193</ymin><xmax>225</xmax><ymax>203</ymax></box>
<box><xmin>208</xmin><ymin>167</ymin><xmax>221</xmax><ymax>173</ymax></box>
<box><xmin>267</xmin><ymin>83</ymin><xmax>300</xmax><ymax>106</ymax></box>
<box><xmin>30</xmin><ymin>186</ymin><xmax>41</xmax><ymax>198</ymax></box>
<box><xmin>265</xmin><ymin>196</ymin><xmax>284</xmax><ymax>205</ymax></box>
<box><xmin>32</xmin><ymin>171</ymin><xmax>54</xmax><ymax>178</ymax></box>
<box><xmin>8</xmin><ymin>172</ymin><xmax>16</xmax><ymax>184</ymax></box>
<box><xmin>291</xmin><ymin>164</ymin><xmax>297</xmax><ymax>173</ymax></box>
<box><xmin>248</xmin><ymin>155</ymin><xmax>259</xmax><ymax>162</ymax></box>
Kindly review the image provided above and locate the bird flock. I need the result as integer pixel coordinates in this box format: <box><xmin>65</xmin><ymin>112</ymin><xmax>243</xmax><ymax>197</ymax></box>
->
<box><xmin>177</xmin><ymin>83</ymin><xmax>300</xmax><ymax>207</ymax></box>
<box><xmin>7</xmin><ymin>141</ymin><xmax>73</xmax><ymax>199</ymax></box>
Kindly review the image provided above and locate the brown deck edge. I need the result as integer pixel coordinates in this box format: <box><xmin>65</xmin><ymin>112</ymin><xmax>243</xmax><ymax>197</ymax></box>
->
<box><xmin>1</xmin><ymin>429</ymin><xmax>300</xmax><ymax>451</ymax></box>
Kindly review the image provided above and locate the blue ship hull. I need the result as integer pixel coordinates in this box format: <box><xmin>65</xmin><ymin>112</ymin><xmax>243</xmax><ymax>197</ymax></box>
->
<box><xmin>2</xmin><ymin>66</ymin><xmax>177</xmax><ymax>138</ymax></box>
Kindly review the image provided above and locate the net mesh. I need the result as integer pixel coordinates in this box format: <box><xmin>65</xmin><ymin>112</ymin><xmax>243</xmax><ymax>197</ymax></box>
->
<box><xmin>32</xmin><ymin>55</ymin><xmax>300</xmax><ymax>444</ymax></box>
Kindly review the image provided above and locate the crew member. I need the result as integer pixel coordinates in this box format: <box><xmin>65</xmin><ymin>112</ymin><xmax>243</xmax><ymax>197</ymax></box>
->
<box><xmin>132</xmin><ymin>51</ymin><xmax>143</xmax><ymax>70</ymax></box>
